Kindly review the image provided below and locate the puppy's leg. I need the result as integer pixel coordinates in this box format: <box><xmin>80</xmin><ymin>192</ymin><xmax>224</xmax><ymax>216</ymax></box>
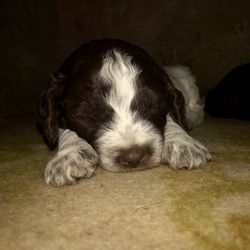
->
<box><xmin>45</xmin><ymin>129</ymin><xmax>98</xmax><ymax>186</ymax></box>
<box><xmin>161</xmin><ymin>115</ymin><xmax>211</xmax><ymax>169</ymax></box>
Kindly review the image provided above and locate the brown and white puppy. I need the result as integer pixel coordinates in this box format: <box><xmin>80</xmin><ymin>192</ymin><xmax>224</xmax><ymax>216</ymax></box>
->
<box><xmin>38</xmin><ymin>39</ymin><xmax>210</xmax><ymax>186</ymax></box>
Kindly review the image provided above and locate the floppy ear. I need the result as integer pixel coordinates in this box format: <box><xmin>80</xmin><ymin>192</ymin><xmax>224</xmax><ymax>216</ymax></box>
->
<box><xmin>37</xmin><ymin>72</ymin><xmax>65</xmax><ymax>149</ymax></box>
<box><xmin>164</xmin><ymin>74</ymin><xmax>188</xmax><ymax>130</ymax></box>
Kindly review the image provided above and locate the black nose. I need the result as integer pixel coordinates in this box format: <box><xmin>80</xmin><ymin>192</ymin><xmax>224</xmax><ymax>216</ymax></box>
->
<box><xmin>118</xmin><ymin>146</ymin><xmax>147</xmax><ymax>168</ymax></box>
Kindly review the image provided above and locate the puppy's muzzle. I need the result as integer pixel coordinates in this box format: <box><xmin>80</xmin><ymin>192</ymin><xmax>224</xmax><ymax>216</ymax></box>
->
<box><xmin>116</xmin><ymin>146</ymin><xmax>149</xmax><ymax>168</ymax></box>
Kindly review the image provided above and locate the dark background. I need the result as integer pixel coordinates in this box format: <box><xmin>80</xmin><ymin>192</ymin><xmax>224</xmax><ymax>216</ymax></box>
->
<box><xmin>1</xmin><ymin>0</ymin><xmax>250</xmax><ymax>116</ymax></box>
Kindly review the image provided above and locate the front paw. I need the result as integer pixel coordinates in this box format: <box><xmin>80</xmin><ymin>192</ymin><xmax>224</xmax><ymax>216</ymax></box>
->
<box><xmin>161</xmin><ymin>137</ymin><xmax>211</xmax><ymax>169</ymax></box>
<box><xmin>45</xmin><ymin>148</ymin><xmax>98</xmax><ymax>186</ymax></box>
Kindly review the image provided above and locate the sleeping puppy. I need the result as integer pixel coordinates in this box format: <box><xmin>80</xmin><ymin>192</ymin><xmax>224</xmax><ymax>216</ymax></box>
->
<box><xmin>37</xmin><ymin>39</ymin><xmax>211</xmax><ymax>186</ymax></box>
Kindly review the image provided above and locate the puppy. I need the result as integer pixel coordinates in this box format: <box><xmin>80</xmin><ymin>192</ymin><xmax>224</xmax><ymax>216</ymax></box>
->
<box><xmin>37</xmin><ymin>39</ymin><xmax>211</xmax><ymax>186</ymax></box>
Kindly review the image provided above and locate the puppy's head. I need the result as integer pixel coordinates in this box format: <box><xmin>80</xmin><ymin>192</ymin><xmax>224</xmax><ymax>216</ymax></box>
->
<box><xmin>92</xmin><ymin>50</ymin><xmax>166</xmax><ymax>172</ymax></box>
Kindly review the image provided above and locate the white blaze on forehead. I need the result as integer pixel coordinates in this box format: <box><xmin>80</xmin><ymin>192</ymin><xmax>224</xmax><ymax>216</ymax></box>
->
<box><xmin>99</xmin><ymin>49</ymin><xmax>142</xmax><ymax>140</ymax></box>
<box><xmin>99</xmin><ymin>49</ymin><xmax>140</xmax><ymax>114</ymax></box>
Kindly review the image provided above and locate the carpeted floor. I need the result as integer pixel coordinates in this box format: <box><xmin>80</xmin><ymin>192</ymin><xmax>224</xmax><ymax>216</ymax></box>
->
<box><xmin>0</xmin><ymin>115</ymin><xmax>249</xmax><ymax>250</ymax></box>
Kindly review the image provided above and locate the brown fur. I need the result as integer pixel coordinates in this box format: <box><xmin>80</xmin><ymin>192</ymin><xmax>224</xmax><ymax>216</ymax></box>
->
<box><xmin>37</xmin><ymin>72</ymin><xmax>65</xmax><ymax>149</ymax></box>
<box><xmin>37</xmin><ymin>39</ymin><xmax>187</xmax><ymax>149</ymax></box>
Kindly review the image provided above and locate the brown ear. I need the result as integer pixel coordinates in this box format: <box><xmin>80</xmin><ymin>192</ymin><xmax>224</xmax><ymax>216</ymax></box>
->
<box><xmin>37</xmin><ymin>72</ymin><xmax>65</xmax><ymax>149</ymax></box>
<box><xmin>164</xmin><ymin>74</ymin><xmax>188</xmax><ymax>130</ymax></box>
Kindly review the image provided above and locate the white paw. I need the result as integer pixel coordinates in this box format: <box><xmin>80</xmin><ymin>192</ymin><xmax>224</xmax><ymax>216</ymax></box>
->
<box><xmin>45</xmin><ymin>147</ymin><xmax>98</xmax><ymax>186</ymax></box>
<box><xmin>161</xmin><ymin>137</ymin><xmax>211</xmax><ymax>169</ymax></box>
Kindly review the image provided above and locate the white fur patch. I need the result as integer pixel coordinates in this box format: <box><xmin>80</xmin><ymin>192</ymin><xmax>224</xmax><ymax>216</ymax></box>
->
<box><xmin>164</xmin><ymin>65</ymin><xmax>204</xmax><ymax>129</ymax></box>
<box><xmin>97</xmin><ymin>50</ymin><xmax>163</xmax><ymax>171</ymax></box>
<box><xmin>161</xmin><ymin>115</ymin><xmax>211</xmax><ymax>169</ymax></box>
<box><xmin>44</xmin><ymin>129</ymin><xmax>98</xmax><ymax>186</ymax></box>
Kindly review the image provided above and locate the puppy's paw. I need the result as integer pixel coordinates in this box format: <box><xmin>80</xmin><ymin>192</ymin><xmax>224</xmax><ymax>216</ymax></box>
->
<box><xmin>161</xmin><ymin>137</ymin><xmax>211</xmax><ymax>169</ymax></box>
<box><xmin>45</xmin><ymin>147</ymin><xmax>98</xmax><ymax>186</ymax></box>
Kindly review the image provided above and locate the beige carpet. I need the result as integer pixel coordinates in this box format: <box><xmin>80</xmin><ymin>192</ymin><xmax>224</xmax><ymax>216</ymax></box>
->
<box><xmin>0</xmin><ymin>115</ymin><xmax>249</xmax><ymax>250</ymax></box>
